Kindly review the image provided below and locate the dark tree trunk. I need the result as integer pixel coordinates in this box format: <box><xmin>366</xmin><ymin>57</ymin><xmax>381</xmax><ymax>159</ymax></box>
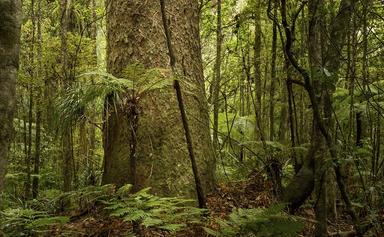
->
<box><xmin>279</xmin><ymin>0</ymin><xmax>362</xmax><ymax>235</ymax></box>
<box><xmin>0</xmin><ymin>0</ymin><xmax>22</xmax><ymax>194</ymax></box>
<box><xmin>269</xmin><ymin>0</ymin><xmax>278</xmax><ymax>141</ymax></box>
<box><xmin>60</xmin><ymin>0</ymin><xmax>73</xmax><ymax>192</ymax></box>
<box><xmin>307</xmin><ymin>0</ymin><xmax>328</xmax><ymax>235</ymax></box>
<box><xmin>254</xmin><ymin>0</ymin><xmax>263</xmax><ymax>138</ymax></box>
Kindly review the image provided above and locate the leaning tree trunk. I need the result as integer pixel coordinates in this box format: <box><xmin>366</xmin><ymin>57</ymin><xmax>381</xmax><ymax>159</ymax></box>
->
<box><xmin>102</xmin><ymin>0</ymin><xmax>215</xmax><ymax>196</ymax></box>
<box><xmin>0</xmin><ymin>0</ymin><xmax>22</xmax><ymax>194</ymax></box>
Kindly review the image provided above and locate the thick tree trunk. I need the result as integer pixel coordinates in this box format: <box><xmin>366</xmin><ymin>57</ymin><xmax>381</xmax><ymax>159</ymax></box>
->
<box><xmin>102</xmin><ymin>0</ymin><xmax>215</xmax><ymax>196</ymax></box>
<box><xmin>0</xmin><ymin>0</ymin><xmax>21</xmax><ymax>194</ymax></box>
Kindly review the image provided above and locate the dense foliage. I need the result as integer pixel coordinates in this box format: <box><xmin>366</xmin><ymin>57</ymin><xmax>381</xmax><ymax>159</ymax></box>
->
<box><xmin>0</xmin><ymin>0</ymin><xmax>383</xmax><ymax>236</ymax></box>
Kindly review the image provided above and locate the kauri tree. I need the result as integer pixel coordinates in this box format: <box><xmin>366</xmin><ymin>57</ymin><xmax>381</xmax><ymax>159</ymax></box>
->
<box><xmin>102</xmin><ymin>0</ymin><xmax>215</xmax><ymax>196</ymax></box>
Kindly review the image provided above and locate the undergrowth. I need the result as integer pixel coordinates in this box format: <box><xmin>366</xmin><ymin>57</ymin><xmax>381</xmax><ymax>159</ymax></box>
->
<box><xmin>0</xmin><ymin>184</ymin><xmax>303</xmax><ymax>236</ymax></box>
<box><xmin>204</xmin><ymin>204</ymin><xmax>304</xmax><ymax>237</ymax></box>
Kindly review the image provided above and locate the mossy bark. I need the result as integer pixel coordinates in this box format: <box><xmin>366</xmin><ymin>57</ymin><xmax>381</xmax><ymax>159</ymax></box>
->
<box><xmin>102</xmin><ymin>0</ymin><xmax>215</xmax><ymax>196</ymax></box>
<box><xmin>0</xmin><ymin>0</ymin><xmax>21</xmax><ymax>194</ymax></box>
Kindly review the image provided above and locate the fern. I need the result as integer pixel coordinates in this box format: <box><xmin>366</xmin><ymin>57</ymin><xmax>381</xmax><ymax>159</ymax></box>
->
<box><xmin>204</xmin><ymin>204</ymin><xmax>304</xmax><ymax>237</ymax></box>
<box><xmin>55</xmin><ymin>64</ymin><xmax>173</xmax><ymax>131</ymax></box>
<box><xmin>0</xmin><ymin>208</ymin><xmax>69</xmax><ymax>236</ymax></box>
<box><xmin>28</xmin><ymin>216</ymin><xmax>69</xmax><ymax>229</ymax></box>
<box><xmin>159</xmin><ymin>223</ymin><xmax>187</xmax><ymax>232</ymax></box>
<box><xmin>142</xmin><ymin>217</ymin><xmax>164</xmax><ymax>227</ymax></box>
<box><xmin>1</xmin><ymin>185</ymin><xmax>204</xmax><ymax>235</ymax></box>
<box><xmin>53</xmin><ymin>184</ymin><xmax>115</xmax><ymax>213</ymax></box>
<box><xmin>105</xmin><ymin>186</ymin><xmax>205</xmax><ymax>233</ymax></box>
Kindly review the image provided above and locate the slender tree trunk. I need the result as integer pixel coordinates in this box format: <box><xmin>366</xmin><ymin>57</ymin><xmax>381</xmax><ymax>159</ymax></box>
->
<box><xmin>254</xmin><ymin>0</ymin><xmax>263</xmax><ymax>139</ymax></box>
<box><xmin>212</xmin><ymin>0</ymin><xmax>222</xmax><ymax>152</ymax></box>
<box><xmin>95</xmin><ymin>0</ymin><xmax>106</xmax><ymax>71</ymax></box>
<box><xmin>32</xmin><ymin>0</ymin><xmax>43</xmax><ymax>199</ymax></box>
<box><xmin>24</xmin><ymin>0</ymin><xmax>38</xmax><ymax>200</ymax></box>
<box><xmin>25</xmin><ymin>89</ymin><xmax>33</xmax><ymax>200</ymax></box>
<box><xmin>308</xmin><ymin>1</ymin><xmax>328</xmax><ymax>235</ymax></box>
<box><xmin>32</xmin><ymin>110</ymin><xmax>41</xmax><ymax>198</ymax></box>
<box><xmin>269</xmin><ymin>0</ymin><xmax>277</xmax><ymax>141</ymax></box>
<box><xmin>361</xmin><ymin>0</ymin><xmax>371</xmax><ymax>177</ymax></box>
<box><xmin>324</xmin><ymin>0</ymin><xmax>357</xmax><ymax>221</ymax></box>
<box><xmin>60</xmin><ymin>0</ymin><xmax>73</xmax><ymax>192</ymax></box>
<box><xmin>266</xmin><ymin>0</ymin><xmax>282</xmax><ymax>197</ymax></box>
<box><xmin>280</xmin><ymin>0</ymin><xmax>362</xmax><ymax>234</ymax></box>
<box><xmin>0</xmin><ymin>0</ymin><xmax>22</xmax><ymax>195</ymax></box>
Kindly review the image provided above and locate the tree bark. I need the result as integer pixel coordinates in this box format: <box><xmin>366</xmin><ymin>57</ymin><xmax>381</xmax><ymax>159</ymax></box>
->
<box><xmin>32</xmin><ymin>0</ymin><xmax>43</xmax><ymax>199</ymax></box>
<box><xmin>60</xmin><ymin>0</ymin><xmax>73</xmax><ymax>192</ymax></box>
<box><xmin>254</xmin><ymin>0</ymin><xmax>263</xmax><ymax>139</ymax></box>
<box><xmin>279</xmin><ymin>0</ymin><xmax>362</xmax><ymax>235</ymax></box>
<box><xmin>0</xmin><ymin>0</ymin><xmax>22</xmax><ymax>195</ymax></box>
<box><xmin>212</xmin><ymin>0</ymin><xmax>222</xmax><ymax>152</ymax></box>
<box><xmin>25</xmin><ymin>89</ymin><xmax>33</xmax><ymax>200</ymax></box>
<box><xmin>307</xmin><ymin>1</ymin><xmax>328</xmax><ymax>235</ymax></box>
<box><xmin>102</xmin><ymin>0</ymin><xmax>215</xmax><ymax>196</ymax></box>
<box><xmin>269</xmin><ymin>0</ymin><xmax>278</xmax><ymax>141</ymax></box>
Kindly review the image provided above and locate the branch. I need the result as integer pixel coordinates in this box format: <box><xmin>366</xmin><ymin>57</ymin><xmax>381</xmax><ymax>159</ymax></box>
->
<box><xmin>159</xmin><ymin>0</ymin><xmax>207</xmax><ymax>209</ymax></box>
<box><xmin>291</xmin><ymin>1</ymin><xmax>307</xmax><ymax>39</ymax></box>
<box><xmin>289</xmin><ymin>79</ymin><xmax>305</xmax><ymax>88</ymax></box>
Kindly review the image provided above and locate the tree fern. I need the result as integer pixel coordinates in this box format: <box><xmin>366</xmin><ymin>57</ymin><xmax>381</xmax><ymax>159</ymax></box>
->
<box><xmin>55</xmin><ymin>63</ymin><xmax>173</xmax><ymax>131</ymax></box>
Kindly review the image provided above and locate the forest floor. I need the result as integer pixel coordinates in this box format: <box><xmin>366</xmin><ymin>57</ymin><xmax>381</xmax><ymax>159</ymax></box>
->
<box><xmin>46</xmin><ymin>172</ymin><xmax>377</xmax><ymax>237</ymax></box>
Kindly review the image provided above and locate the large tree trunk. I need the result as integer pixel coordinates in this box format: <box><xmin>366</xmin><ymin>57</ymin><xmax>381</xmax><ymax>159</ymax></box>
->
<box><xmin>102</xmin><ymin>0</ymin><xmax>215</xmax><ymax>196</ymax></box>
<box><xmin>0</xmin><ymin>0</ymin><xmax>21</xmax><ymax>195</ymax></box>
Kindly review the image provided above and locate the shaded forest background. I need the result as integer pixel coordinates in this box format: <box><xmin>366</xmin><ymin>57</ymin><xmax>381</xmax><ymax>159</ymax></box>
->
<box><xmin>0</xmin><ymin>0</ymin><xmax>383</xmax><ymax>236</ymax></box>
